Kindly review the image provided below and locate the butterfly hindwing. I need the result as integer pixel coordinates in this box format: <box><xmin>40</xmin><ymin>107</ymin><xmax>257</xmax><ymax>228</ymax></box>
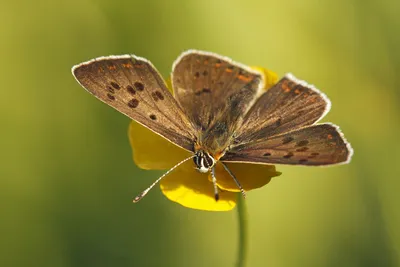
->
<box><xmin>172</xmin><ymin>50</ymin><xmax>264</xmax><ymax>153</ymax></box>
<box><xmin>235</xmin><ymin>74</ymin><xmax>330</xmax><ymax>144</ymax></box>
<box><xmin>72</xmin><ymin>55</ymin><xmax>197</xmax><ymax>152</ymax></box>
<box><xmin>222</xmin><ymin>123</ymin><xmax>352</xmax><ymax>166</ymax></box>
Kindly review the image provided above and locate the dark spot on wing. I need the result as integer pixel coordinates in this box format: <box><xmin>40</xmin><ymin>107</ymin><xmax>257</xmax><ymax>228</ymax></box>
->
<box><xmin>299</xmin><ymin>159</ymin><xmax>308</xmax><ymax>163</ymax></box>
<box><xmin>296</xmin><ymin>147</ymin><xmax>309</xmax><ymax>152</ymax></box>
<box><xmin>110</xmin><ymin>82</ymin><xmax>120</xmax><ymax>90</ymax></box>
<box><xmin>203</xmin><ymin>70</ymin><xmax>208</xmax><ymax>76</ymax></box>
<box><xmin>107</xmin><ymin>86</ymin><xmax>115</xmax><ymax>93</ymax></box>
<box><xmin>275</xmin><ymin>118</ymin><xmax>282</xmax><ymax>127</ymax></box>
<box><xmin>127</xmin><ymin>85</ymin><xmax>135</xmax><ymax>95</ymax></box>
<box><xmin>194</xmin><ymin>72</ymin><xmax>200</xmax><ymax>78</ymax></box>
<box><xmin>155</xmin><ymin>91</ymin><xmax>164</xmax><ymax>100</ymax></box>
<box><xmin>128</xmin><ymin>99</ymin><xmax>139</xmax><ymax>108</ymax></box>
<box><xmin>283</xmin><ymin>152</ymin><xmax>294</xmax><ymax>159</ymax></box>
<box><xmin>282</xmin><ymin>136</ymin><xmax>294</xmax><ymax>144</ymax></box>
<box><xmin>195</xmin><ymin>88</ymin><xmax>211</xmax><ymax>96</ymax></box>
<box><xmin>297</xmin><ymin>140</ymin><xmax>309</xmax><ymax>147</ymax></box>
<box><xmin>107</xmin><ymin>93</ymin><xmax>115</xmax><ymax>100</ymax></box>
<box><xmin>263</xmin><ymin>152</ymin><xmax>271</xmax><ymax>157</ymax></box>
<box><xmin>308</xmin><ymin>152</ymin><xmax>319</xmax><ymax>159</ymax></box>
<box><xmin>151</xmin><ymin>92</ymin><xmax>158</xmax><ymax>101</ymax></box>
<box><xmin>149</xmin><ymin>114</ymin><xmax>157</xmax><ymax>120</ymax></box>
<box><xmin>134</xmin><ymin>82</ymin><xmax>144</xmax><ymax>91</ymax></box>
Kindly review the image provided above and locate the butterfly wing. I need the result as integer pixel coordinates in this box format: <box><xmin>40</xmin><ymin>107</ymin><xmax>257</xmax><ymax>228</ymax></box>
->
<box><xmin>235</xmin><ymin>74</ymin><xmax>331</xmax><ymax>144</ymax></box>
<box><xmin>222</xmin><ymin>75</ymin><xmax>353</xmax><ymax>166</ymax></box>
<box><xmin>222</xmin><ymin>123</ymin><xmax>353</xmax><ymax>166</ymax></box>
<box><xmin>172</xmin><ymin>50</ymin><xmax>264</xmax><ymax>154</ymax></box>
<box><xmin>72</xmin><ymin>55</ymin><xmax>197</xmax><ymax>152</ymax></box>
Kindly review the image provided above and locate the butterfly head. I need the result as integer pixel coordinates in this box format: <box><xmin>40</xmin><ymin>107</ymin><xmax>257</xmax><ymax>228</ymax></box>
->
<box><xmin>193</xmin><ymin>150</ymin><xmax>216</xmax><ymax>173</ymax></box>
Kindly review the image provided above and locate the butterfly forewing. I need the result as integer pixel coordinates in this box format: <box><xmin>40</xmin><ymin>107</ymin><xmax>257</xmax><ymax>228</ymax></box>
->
<box><xmin>235</xmin><ymin>74</ymin><xmax>330</xmax><ymax>144</ymax></box>
<box><xmin>222</xmin><ymin>124</ymin><xmax>352</xmax><ymax>166</ymax></box>
<box><xmin>172</xmin><ymin>50</ymin><xmax>264</xmax><ymax>154</ymax></box>
<box><xmin>72</xmin><ymin>55</ymin><xmax>197</xmax><ymax>152</ymax></box>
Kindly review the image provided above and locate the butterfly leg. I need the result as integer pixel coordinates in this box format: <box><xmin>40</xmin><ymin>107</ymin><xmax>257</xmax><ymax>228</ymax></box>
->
<box><xmin>221</xmin><ymin>163</ymin><xmax>247</xmax><ymax>199</ymax></box>
<box><xmin>211</xmin><ymin>167</ymin><xmax>219</xmax><ymax>201</ymax></box>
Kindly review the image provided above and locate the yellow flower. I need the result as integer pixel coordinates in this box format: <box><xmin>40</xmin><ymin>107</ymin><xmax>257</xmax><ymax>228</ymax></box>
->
<box><xmin>128</xmin><ymin>66</ymin><xmax>281</xmax><ymax>211</ymax></box>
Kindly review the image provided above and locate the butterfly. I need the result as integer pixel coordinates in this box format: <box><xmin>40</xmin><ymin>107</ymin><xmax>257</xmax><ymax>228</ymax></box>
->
<box><xmin>72</xmin><ymin>50</ymin><xmax>353</xmax><ymax>202</ymax></box>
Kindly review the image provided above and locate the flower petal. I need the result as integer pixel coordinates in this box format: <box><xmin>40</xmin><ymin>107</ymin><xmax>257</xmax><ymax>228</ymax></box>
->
<box><xmin>251</xmin><ymin>66</ymin><xmax>278</xmax><ymax>90</ymax></box>
<box><xmin>128</xmin><ymin>121</ymin><xmax>191</xmax><ymax>170</ymax></box>
<box><xmin>165</xmin><ymin>76</ymin><xmax>173</xmax><ymax>94</ymax></box>
<box><xmin>160</xmin><ymin>161</ymin><xmax>237</xmax><ymax>211</ymax></box>
<box><xmin>213</xmin><ymin>162</ymin><xmax>281</xmax><ymax>192</ymax></box>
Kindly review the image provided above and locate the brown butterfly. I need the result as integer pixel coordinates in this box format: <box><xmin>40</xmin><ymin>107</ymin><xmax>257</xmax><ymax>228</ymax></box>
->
<box><xmin>72</xmin><ymin>50</ymin><xmax>353</xmax><ymax>201</ymax></box>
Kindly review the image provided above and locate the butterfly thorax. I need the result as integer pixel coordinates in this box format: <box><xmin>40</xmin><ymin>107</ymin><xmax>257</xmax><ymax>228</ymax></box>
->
<box><xmin>193</xmin><ymin>150</ymin><xmax>216</xmax><ymax>173</ymax></box>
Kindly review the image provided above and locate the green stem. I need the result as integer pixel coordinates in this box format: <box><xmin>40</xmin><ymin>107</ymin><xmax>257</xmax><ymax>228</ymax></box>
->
<box><xmin>236</xmin><ymin>193</ymin><xmax>248</xmax><ymax>267</ymax></box>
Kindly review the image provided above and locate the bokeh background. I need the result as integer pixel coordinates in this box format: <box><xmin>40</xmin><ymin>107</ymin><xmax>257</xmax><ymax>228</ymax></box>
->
<box><xmin>1</xmin><ymin>0</ymin><xmax>399</xmax><ymax>266</ymax></box>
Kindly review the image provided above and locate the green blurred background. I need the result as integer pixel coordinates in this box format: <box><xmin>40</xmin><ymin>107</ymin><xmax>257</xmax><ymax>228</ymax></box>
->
<box><xmin>1</xmin><ymin>0</ymin><xmax>399</xmax><ymax>266</ymax></box>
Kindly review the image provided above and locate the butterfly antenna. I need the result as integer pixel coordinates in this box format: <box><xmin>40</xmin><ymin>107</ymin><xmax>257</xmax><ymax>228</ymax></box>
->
<box><xmin>133</xmin><ymin>155</ymin><xmax>195</xmax><ymax>203</ymax></box>
<box><xmin>211</xmin><ymin>167</ymin><xmax>220</xmax><ymax>201</ymax></box>
<box><xmin>221</xmin><ymin>162</ymin><xmax>247</xmax><ymax>198</ymax></box>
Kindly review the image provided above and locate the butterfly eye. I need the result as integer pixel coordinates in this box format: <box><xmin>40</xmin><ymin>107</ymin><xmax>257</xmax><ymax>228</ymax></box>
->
<box><xmin>204</xmin><ymin>154</ymin><xmax>215</xmax><ymax>168</ymax></box>
<box><xmin>193</xmin><ymin>150</ymin><xmax>216</xmax><ymax>171</ymax></box>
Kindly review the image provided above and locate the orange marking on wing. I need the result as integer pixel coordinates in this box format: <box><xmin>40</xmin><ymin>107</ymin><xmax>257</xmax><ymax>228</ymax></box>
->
<box><xmin>282</xmin><ymin>81</ymin><xmax>291</xmax><ymax>92</ymax></box>
<box><xmin>225</xmin><ymin>68</ymin><xmax>233</xmax><ymax>73</ymax></box>
<box><xmin>215</xmin><ymin>63</ymin><xmax>221</xmax><ymax>68</ymax></box>
<box><xmin>294</xmin><ymin>89</ymin><xmax>300</xmax><ymax>94</ymax></box>
<box><xmin>327</xmin><ymin>134</ymin><xmax>333</xmax><ymax>140</ymax></box>
<box><xmin>238</xmin><ymin>74</ymin><xmax>252</xmax><ymax>82</ymax></box>
<box><xmin>122</xmin><ymin>63</ymin><xmax>133</xmax><ymax>69</ymax></box>
<box><xmin>98</xmin><ymin>67</ymin><xmax>104</xmax><ymax>73</ymax></box>
<box><xmin>108</xmin><ymin>65</ymin><xmax>117</xmax><ymax>70</ymax></box>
